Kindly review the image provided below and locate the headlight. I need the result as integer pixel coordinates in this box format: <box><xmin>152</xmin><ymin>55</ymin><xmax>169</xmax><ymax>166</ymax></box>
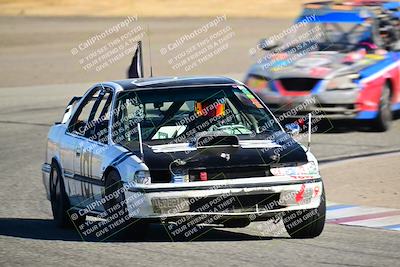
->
<box><xmin>133</xmin><ymin>170</ymin><xmax>151</xmax><ymax>184</ymax></box>
<box><xmin>326</xmin><ymin>74</ymin><xmax>360</xmax><ymax>90</ymax></box>
<box><xmin>270</xmin><ymin>161</ymin><xmax>319</xmax><ymax>179</ymax></box>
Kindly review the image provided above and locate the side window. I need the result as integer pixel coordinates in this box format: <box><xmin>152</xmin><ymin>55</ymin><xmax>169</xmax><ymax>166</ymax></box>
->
<box><xmin>87</xmin><ymin>91</ymin><xmax>112</xmax><ymax>144</ymax></box>
<box><xmin>68</xmin><ymin>89</ymin><xmax>100</xmax><ymax>136</ymax></box>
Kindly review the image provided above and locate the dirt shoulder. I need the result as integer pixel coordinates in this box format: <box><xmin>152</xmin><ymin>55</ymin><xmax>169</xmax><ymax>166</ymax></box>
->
<box><xmin>321</xmin><ymin>153</ymin><xmax>400</xmax><ymax>209</ymax></box>
<box><xmin>0</xmin><ymin>0</ymin><xmax>303</xmax><ymax>18</ymax></box>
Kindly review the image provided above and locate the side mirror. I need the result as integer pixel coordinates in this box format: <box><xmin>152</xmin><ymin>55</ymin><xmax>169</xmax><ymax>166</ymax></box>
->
<box><xmin>259</xmin><ymin>38</ymin><xmax>279</xmax><ymax>51</ymax></box>
<box><xmin>285</xmin><ymin>123</ymin><xmax>300</xmax><ymax>136</ymax></box>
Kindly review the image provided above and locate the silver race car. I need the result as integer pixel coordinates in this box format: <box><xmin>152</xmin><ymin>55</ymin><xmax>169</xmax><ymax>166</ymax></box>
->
<box><xmin>42</xmin><ymin>76</ymin><xmax>325</xmax><ymax>240</ymax></box>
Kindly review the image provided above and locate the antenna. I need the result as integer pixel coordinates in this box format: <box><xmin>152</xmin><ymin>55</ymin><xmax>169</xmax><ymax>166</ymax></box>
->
<box><xmin>137</xmin><ymin>122</ymin><xmax>144</xmax><ymax>161</ymax></box>
<box><xmin>147</xmin><ymin>25</ymin><xmax>153</xmax><ymax>77</ymax></box>
<box><xmin>306</xmin><ymin>113</ymin><xmax>312</xmax><ymax>152</ymax></box>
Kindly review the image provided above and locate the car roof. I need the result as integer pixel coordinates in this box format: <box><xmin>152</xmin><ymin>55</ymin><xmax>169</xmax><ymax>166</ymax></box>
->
<box><xmin>304</xmin><ymin>0</ymin><xmax>391</xmax><ymax>8</ymax></box>
<box><xmin>111</xmin><ymin>76</ymin><xmax>239</xmax><ymax>90</ymax></box>
<box><xmin>298</xmin><ymin>1</ymin><xmax>377</xmax><ymax>23</ymax></box>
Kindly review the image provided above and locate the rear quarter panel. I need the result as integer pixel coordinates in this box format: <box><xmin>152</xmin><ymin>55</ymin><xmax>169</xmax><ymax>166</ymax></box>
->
<box><xmin>46</xmin><ymin>124</ymin><xmax>66</xmax><ymax>167</ymax></box>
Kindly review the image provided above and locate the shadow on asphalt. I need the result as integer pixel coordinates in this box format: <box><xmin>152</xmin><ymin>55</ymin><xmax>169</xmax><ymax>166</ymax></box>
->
<box><xmin>307</xmin><ymin>118</ymin><xmax>397</xmax><ymax>134</ymax></box>
<box><xmin>281</xmin><ymin>111</ymin><xmax>400</xmax><ymax>134</ymax></box>
<box><xmin>0</xmin><ymin>218</ymin><xmax>286</xmax><ymax>242</ymax></box>
<box><xmin>315</xmin><ymin>120</ymin><xmax>374</xmax><ymax>133</ymax></box>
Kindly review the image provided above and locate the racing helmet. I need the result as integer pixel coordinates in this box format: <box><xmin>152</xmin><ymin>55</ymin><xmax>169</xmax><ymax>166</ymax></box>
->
<box><xmin>195</xmin><ymin>99</ymin><xmax>225</xmax><ymax>118</ymax></box>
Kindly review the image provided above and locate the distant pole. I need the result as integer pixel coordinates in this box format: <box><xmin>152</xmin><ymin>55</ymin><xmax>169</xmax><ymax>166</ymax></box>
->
<box><xmin>147</xmin><ymin>25</ymin><xmax>153</xmax><ymax>77</ymax></box>
<box><xmin>307</xmin><ymin>113</ymin><xmax>312</xmax><ymax>152</ymax></box>
<box><xmin>137</xmin><ymin>122</ymin><xmax>144</xmax><ymax>161</ymax></box>
<box><xmin>138</xmin><ymin>40</ymin><xmax>144</xmax><ymax>78</ymax></box>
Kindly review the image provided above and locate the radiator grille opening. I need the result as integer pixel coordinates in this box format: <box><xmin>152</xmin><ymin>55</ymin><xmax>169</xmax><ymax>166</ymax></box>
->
<box><xmin>189</xmin><ymin>166</ymin><xmax>269</xmax><ymax>181</ymax></box>
<box><xmin>279</xmin><ymin>78</ymin><xmax>321</xmax><ymax>92</ymax></box>
<box><xmin>151</xmin><ymin>166</ymin><xmax>270</xmax><ymax>183</ymax></box>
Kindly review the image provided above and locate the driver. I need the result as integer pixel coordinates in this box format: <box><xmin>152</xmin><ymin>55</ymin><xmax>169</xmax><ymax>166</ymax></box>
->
<box><xmin>379</xmin><ymin>24</ymin><xmax>396</xmax><ymax>50</ymax></box>
<box><xmin>356</xmin><ymin>17</ymin><xmax>379</xmax><ymax>51</ymax></box>
<box><xmin>195</xmin><ymin>99</ymin><xmax>225</xmax><ymax>118</ymax></box>
<box><xmin>183</xmin><ymin>99</ymin><xmax>226</xmax><ymax>134</ymax></box>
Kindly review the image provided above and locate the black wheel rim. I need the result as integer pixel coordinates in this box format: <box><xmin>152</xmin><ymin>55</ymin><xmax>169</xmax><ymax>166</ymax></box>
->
<box><xmin>105</xmin><ymin>177</ymin><xmax>125</xmax><ymax>211</ymax></box>
<box><xmin>51</xmin><ymin>168</ymin><xmax>63</xmax><ymax>222</ymax></box>
<box><xmin>380</xmin><ymin>87</ymin><xmax>392</xmax><ymax>123</ymax></box>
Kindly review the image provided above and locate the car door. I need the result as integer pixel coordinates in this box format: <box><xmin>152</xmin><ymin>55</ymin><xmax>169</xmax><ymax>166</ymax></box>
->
<box><xmin>59</xmin><ymin>97</ymin><xmax>84</xmax><ymax>205</ymax></box>
<box><xmin>65</xmin><ymin>87</ymin><xmax>101</xmax><ymax>206</ymax></box>
<box><xmin>82</xmin><ymin>88</ymin><xmax>113</xmax><ymax>205</ymax></box>
<box><xmin>59</xmin><ymin>96</ymin><xmax>82</xmax><ymax>176</ymax></box>
<box><xmin>72</xmin><ymin>87</ymin><xmax>115</xmax><ymax>210</ymax></box>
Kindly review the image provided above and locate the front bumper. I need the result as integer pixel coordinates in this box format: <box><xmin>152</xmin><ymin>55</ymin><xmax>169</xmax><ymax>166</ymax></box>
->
<box><xmin>258</xmin><ymin>90</ymin><xmax>362</xmax><ymax>120</ymax></box>
<box><xmin>124</xmin><ymin>176</ymin><xmax>323</xmax><ymax>221</ymax></box>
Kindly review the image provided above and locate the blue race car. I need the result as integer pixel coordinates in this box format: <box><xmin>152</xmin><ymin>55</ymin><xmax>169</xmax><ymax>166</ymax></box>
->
<box><xmin>245</xmin><ymin>0</ymin><xmax>400</xmax><ymax>131</ymax></box>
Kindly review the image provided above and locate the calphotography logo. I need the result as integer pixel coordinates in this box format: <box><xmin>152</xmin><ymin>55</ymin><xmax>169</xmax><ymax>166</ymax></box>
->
<box><xmin>70</xmin><ymin>16</ymin><xmax>146</xmax><ymax>72</ymax></box>
<box><xmin>160</xmin><ymin>15</ymin><xmax>236</xmax><ymax>72</ymax></box>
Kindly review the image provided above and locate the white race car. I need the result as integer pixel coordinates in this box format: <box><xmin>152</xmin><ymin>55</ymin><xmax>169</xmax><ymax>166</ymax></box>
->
<box><xmin>42</xmin><ymin>76</ymin><xmax>325</xmax><ymax>240</ymax></box>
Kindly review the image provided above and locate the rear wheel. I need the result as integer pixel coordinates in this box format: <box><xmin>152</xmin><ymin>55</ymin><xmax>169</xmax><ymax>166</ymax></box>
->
<box><xmin>50</xmin><ymin>163</ymin><xmax>73</xmax><ymax>227</ymax></box>
<box><xmin>104</xmin><ymin>170</ymin><xmax>149</xmax><ymax>240</ymax></box>
<box><xmin>371</xmin><ymin>84</ymin><xmax>392</xmax><ymax>132</ymax></box>
<box><xmin>283</xmin><ymin>190</ymin><xmax>326</xmax><ymax>239</ymax></box>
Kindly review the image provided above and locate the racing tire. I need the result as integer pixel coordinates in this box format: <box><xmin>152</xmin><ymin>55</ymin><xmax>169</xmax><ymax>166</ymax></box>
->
<box><xmin>223</xmin><ymin>218</ymin><xmax>251</xmax><ymax>228</ymax></box>
<box><xmin>371</xmin><ymin>84</ymin><xmax>392</xmax><ymax>132</ymax></box>
<box><xmin>283</xmin><ymin>190</ymin><xmax>326</xmax><ymax>239</ymax></box>
<box><xmin>50</xmin><ymin>163</ymin><xmax>74</xmax><ymax>228</ymax></box>
<box><xmin>104</xmin><ymin>170</ymin><xmax>149</xmax><ymax>241</ymax></box>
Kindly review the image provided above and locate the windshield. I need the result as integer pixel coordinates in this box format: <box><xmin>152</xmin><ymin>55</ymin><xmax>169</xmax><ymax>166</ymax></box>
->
<box><xmin>112</xmin><ymin>85</ymin><xmax>281</xmax><ymax>145</ymax></box>
<box><xmin>283</xmin><ymin>22</ymin><xmax>375</xmax><ymax>52</ymax></box>
<box><xmin>318</xmin><ymin>22</ymin><xmax>372</xmax><ymax>44</ymax></box>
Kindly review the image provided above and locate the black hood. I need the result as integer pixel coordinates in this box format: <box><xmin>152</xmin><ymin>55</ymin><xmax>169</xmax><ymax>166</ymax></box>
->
<box><xmin>125</xmin><ymin>131</ymin><xmax>308</xmax><ymax>182</ymax></box>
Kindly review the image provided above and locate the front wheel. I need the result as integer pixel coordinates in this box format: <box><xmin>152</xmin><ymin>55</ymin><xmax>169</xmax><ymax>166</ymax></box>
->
<box><xmin>283</xmin><ymin>190</ymin><xmax>326</xmax><ymax>239</ymax></box>
<box><xmin>104</xmin><ymin>170</ymin><xmax>149</xmax><ymax>240</ymax></box>
<box><xmin>370</xmin><ymin>84</ymin><xmax>392</xmax><ymax>132</ymax></box>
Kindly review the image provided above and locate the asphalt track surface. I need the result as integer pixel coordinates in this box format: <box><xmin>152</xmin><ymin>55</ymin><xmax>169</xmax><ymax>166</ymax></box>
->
<box><xmin>0</xmin><ymin>16</ymin><xmax>400</xmax><ymax>266</ymax></box>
